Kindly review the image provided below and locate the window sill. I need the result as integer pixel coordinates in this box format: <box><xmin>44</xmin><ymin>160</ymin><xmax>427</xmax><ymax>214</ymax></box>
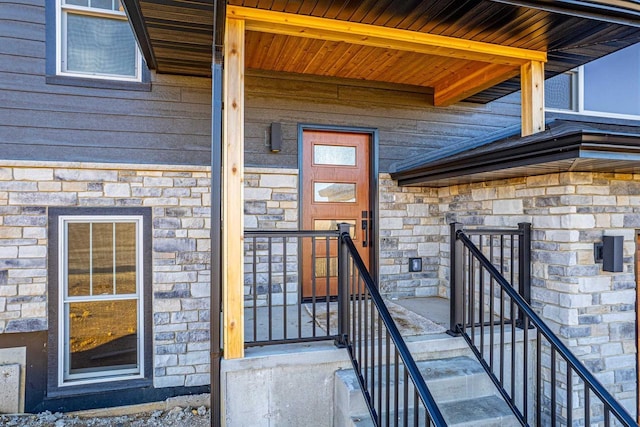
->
<box><xmin>46</xmin><ymin>75</ymin><xmax>151</xmax><ymax>92</ymax></box>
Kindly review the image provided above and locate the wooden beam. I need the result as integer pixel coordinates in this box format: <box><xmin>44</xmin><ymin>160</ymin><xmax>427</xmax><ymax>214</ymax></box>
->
<box><xmin>222</xmin><ymin>16</ymin><xmax>245</xmax><ymax>359</ymax></box>
<box><xmin>521</xmin><ymin>60</ymin><xmax>545</xmax><ymax>137</ymax></box>
<box><xmin>227</xmin><ymin>6</ymin><xmax>547</xmax><ymax>66</ymax></box>
<box><xmin>434</xmin><ymin>63</ymin><xmax>520</xmax><ymax>106</ymax></box>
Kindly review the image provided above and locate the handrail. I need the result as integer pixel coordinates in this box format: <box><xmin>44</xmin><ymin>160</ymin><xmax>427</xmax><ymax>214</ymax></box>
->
<box><xmin>339</xmin><ymin>230</ymin><xmax>447</xmax><ymax>426</ymax></box>
<box><xmin>455</xmin><ymin>229</ymin><xmax>637</xmax><ymax>426</ymax></box>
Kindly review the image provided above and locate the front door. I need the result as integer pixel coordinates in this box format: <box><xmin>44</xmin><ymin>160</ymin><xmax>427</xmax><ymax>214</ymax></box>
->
<box><xmin>301</xmin><ymin>129</ymin><xmax>371</xmax><ymax>299</ymax></box>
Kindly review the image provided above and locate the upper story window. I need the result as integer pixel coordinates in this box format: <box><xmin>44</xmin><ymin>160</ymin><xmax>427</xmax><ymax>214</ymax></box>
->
<box><xmin>545</xmin><ymin>43</ymin><xmax>640</xmax><ymax>119</ymax></box>
<box><xmin>56</xmin><ymin>0</ymin><xmax>142</xmax><ymax>82</ymax></box>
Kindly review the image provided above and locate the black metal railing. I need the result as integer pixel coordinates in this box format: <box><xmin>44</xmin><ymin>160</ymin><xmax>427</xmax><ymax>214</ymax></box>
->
<box><xmin>338</xmin><ymin>224</ymin><xmax>446</xmax><ymax>426</ymax></box>
<box><xmin>244</xmin><ymin>229</ymin><xmax>342</xmax><ymax>346</ymax></box>
<box><xmin>451</xmin><ymin>223</ymin><xmax>637</xmax><ymax>427</ymax></box>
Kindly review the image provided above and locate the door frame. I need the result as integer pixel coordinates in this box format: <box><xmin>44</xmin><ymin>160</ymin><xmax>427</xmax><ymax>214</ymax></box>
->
<box><xmin>297</xmin><ymin>124</ymin><xmax>379</xmax><ymax>287</ymax></box>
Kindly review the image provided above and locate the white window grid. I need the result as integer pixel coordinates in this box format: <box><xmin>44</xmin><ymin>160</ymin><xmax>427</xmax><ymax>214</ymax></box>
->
<box><xmin>55</xmin><ymin>0</ymin><xmax>143</xmax><ymax>82</ymax></box>
<box><xmin>57</xmin><ymin>215</ymin><xmax>145</xmax><ymax>387</ymax></box>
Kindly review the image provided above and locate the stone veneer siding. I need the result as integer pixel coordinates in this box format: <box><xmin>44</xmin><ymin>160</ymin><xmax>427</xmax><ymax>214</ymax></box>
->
<box><xmin>244</xmin><ymin>168</ymin><xmax>299</xmax><ymax>306</ymax></box>
<box><xmin>378</xmin><ymin>174</ymin><xmax>445</xmax><ymax>298</ymax></box>
<box><xmin>436</xmin><ymin>172</ymin><xmax>638</xmax><ymax>413</ymax></box>
<box><xmin>0</xmin><ymin>161</ymin><xmax>211</xmax><ymax>389</ymax></box>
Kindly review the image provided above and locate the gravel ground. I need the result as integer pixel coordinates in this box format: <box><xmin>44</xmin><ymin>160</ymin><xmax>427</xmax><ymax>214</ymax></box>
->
<box><xmin>0</xmin><ymin>406</ymin><xmax>210</xmax><ymax>427</ymax></box>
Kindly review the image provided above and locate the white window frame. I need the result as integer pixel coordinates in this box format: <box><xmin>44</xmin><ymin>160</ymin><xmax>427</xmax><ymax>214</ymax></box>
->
<box><xmin>55</xmin><ymin>0</ymin><xmax>142</xmax><ymax>82</ymax></box>
<box><xmin>57</xmin><ymin>215</ymin><xmax>145</xmax><ymax>387</ymax></box>
<box><xmin>546</xmin><ymin>66</ymin><xmax>640</xmax><ymax>120</ymax></box>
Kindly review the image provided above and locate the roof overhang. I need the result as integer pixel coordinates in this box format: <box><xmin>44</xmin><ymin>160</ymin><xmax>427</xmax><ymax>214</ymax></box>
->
<box><xmin>391</xmin><ymin>121</ymin><xmax>640</xmax><ymax>187</ymax></box>
<box><xmin>121</xmin><ymin>0</ymin><xmax>640</xmax><ymax>104</ymax></box>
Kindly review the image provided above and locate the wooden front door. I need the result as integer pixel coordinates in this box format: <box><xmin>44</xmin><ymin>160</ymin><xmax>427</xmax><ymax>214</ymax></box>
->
<box><xmin>302</xmin><ymin>130</ymin><xmax>371</xmax><ymax>299</ymax></box>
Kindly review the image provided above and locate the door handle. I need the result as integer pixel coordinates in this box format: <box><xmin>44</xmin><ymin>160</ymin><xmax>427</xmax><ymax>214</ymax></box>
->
<box><xmin>362</xmin><ymin>220</ymin><xmax>368</xmax><ymax>247</ymax></box>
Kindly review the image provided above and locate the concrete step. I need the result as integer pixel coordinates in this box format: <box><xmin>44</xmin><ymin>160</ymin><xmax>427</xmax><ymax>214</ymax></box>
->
<box><xmin>349</xmin><ymin>395</ymin><xmax>519</xmax><ymax>427</ymax></box>
<box><xmin>334</xmin><ymin>355</ymin><xmax>519</xmax><ymax>427</ymax></box>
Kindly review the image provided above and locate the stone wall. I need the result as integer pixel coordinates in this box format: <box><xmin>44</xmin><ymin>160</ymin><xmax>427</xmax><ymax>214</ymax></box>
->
<box><xmin>378</xmin><ymin>174</ymin><xmax>446</xmax><ymax>298</ymax></box>
<box><xmin>244</xmin><ymin>168</ymin><xmax>299</xmax><ymax>307</ymax></box>
<box><xmin>437</xmin><ymin>172</ymin><xmax>638</xmax><ymax>413</ymax></box>
<box><xmin>0</xmin><ymin>160</ymin><xmax>211</xmax><ymax>388</ymax></box>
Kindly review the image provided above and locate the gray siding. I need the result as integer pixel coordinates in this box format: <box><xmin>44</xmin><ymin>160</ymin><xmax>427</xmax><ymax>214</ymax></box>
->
<box><xmin>1</xmin><ymin>1</ymin><xmax>521</xmax><ymax>169</ymax></box>
<box><xmin>245</xmin><ymin>71</ymin><xmax>522</xmax><ymax>173</ymax></box>
<box><xmin>0</xmin><ymin>0</ymin><xmax>212</xmax><ymax>166</ymax></box>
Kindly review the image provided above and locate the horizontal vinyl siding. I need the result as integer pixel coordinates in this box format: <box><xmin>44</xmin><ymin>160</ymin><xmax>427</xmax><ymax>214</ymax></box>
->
<box><xmin>0</xmin><ymin>0</ymin><xmax>212</xmax><ymax>166</ymax></box>
<box><xmin>245</xmin><ymin>71</ymin><xmax>522</xmax><ymax>173</ymax></box>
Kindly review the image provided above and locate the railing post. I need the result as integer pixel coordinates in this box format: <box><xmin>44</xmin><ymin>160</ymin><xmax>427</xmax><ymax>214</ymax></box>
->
<box><xmin>336</xmin><ymin>223</ymin><xmax>351</xmax><ymax>348</ymax></box>
<box><xmin>448</xmin><ymin>222</ymin><xmax>464</xmax><ymax>336</ymax></box>
<box><xmin>517</xmin><ymin>222</ymin><xmax>531</xmax><ymax>328</ymax></box>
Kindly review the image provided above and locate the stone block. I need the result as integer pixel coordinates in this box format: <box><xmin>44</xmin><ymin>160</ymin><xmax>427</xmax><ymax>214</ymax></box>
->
<box><xmin>180</xmin><ymin>350</ymin><xmax>210</xmax><ymax>366</ymax></box>
<box><xmin>104</xmin><ymin>183</ymin><xmax>130</xmax><ymax>197</ymax></box>
<box><xmin>407</xmin><ymin>204</ymin><xmax>430</xmax><ymax>216</ymax></box>
<box><xmin>560</xmin><ymin>214</ymin><xmax>595</xmax><ymax>229</ymax></box>
<box><xmin>55</xmin><ymin>169</ymin><xmax>118</xmax><ymax>182</ymax></box>
<box><xmin>17</xmin><ymin>246</ymin><xmax>46</xmax><ymax>258</ymax></box>
<box><xmin>543</xmin><ymin>305</ymin><xmax>578</xmax><ymax>325</ymax></box>
<box><xmin>611</xmin><ymin>181</ymin><xmax>640</xmax><ymax>195</ymax></box>
<box><xmin>601</xmin><ymin>290</ymin><xmax>635</xmax><ymax>305</ymax></box>
<box><xmin>578</xmin><ymin>276</ymin><xmax>611</xmax><ymax>293</ymax></box>
<box><xmin>10</xmin><ymin>191</ymin><xmax>78</xmax><ymax>206</ymax></box>
<box><xmin>0</xmin><ymin>247</ymin><xmax>18</xmax><ymax>258</ymax></box>
<box><xmin>245</xmin><ymin>187</ymin><xmax>272</xmax><ymax>201</ymax></box>
<box><xmin>185</xmin><ymin>373</ymin><xmax>210</xmax><ymax>387</ymax></box>
<box><xmin>154</xmin><ymin>375</ymin><xmax>185</xmax><ymax>388</ymax></box>
<box><xmin>143</xmin><ymin>177</ymin><xmax>174</xmax><ymax>187</ymax></box>
<box><xmin>560</xmin><ymin>173</ymin><xmax>592</xmax><ymax>185</ymax></box>
<box><xmin>154</xmin><ymin>238</ymin><xmax>196</xmax><ymax>253</ymax></box>
<box><xmin>532</xmin><ymin>215</ymin><xmax>561</xmax><ymax>228</ymax></box>
<box><xmin>259</xmin><ymin>174</ymin><xmax>297</xmax><ymax>189</ymax></box>
<box><xmin>379</xmin><ymin>217</ymin><xmax>404</xmax><ymax>230</ymax></box>
<box><xmin>5</xmin><ymin>318</ymin><xmax>46</xmax><ymax>332</ymax></box>
<box><xmin>610</xmin><ymin>322</ymin><xmax>635</xmax><ymax>341</ymax></box>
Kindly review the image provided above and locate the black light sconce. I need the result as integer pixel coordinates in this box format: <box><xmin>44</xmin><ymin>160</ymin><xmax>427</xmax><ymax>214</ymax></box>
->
<box><xmin>409</xmin><ymin>257</ymin><xmax>422</xmax><ymax>272</ymax></box>
<box><xmin>270</xmin><ymin>122</ymin><xmax>282</xmax><ymax>153</ymax></box>
<box><xmin>595</xmin><ymin>236</ymin><xmax>623</xmax><ymax>272</ymax></box>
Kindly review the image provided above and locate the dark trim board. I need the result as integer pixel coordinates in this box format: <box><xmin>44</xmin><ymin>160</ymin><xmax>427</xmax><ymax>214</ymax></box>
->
<box><xmin>0</xmin><ymin>331</ymin><xmax>47</xmax><ymax>413</ymax></box>
<box><xmin>47</xmin><ymin>207</ymin><xmax>153</xmax><ymax>403</ymax></box>
<box><xmin>36</xmin><ymin>384</ymin><xmax>211</xmax><ymax>413</ymax></box>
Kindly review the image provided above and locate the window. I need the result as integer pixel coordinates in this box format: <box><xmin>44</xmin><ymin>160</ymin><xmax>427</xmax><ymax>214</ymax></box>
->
<box><xmin>48</xmin><ymin>208</ymin><xmax>151</xmax><ymax>393</ymax></box>
<box><xmin>546</xmin><ymin>43</ymin><xmax>640</xmax><ymax>119</ymax></box>
<box><xmin>56</xmin><ymin>0</ymin><xmax>141</xmax><ymax>81</ymax></box>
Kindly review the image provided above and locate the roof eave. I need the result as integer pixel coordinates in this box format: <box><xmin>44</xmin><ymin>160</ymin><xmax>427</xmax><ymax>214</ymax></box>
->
<box><xmin>392</xmin><ymin>132</ymin><xmax>640</xmax><ymax>187</ymax></box>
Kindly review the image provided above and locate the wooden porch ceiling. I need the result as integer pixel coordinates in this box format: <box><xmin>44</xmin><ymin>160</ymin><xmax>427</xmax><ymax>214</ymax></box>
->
<box><xmin>123</xmin><ymin>0</ymin><xmax>640</xmax><ymax>103</ymax></box>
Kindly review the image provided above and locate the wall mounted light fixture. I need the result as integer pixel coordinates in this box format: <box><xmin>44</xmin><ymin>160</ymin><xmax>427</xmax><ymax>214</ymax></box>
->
<box><xmin>270</xmin><ymin>122</ymin><xmax>282</xmax><ymax>153</ymax></box>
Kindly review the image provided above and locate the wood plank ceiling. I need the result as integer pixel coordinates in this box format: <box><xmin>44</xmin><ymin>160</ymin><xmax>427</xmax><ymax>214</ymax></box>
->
<box><xmin>126</xmin><ymin>0</ymin><xmax>640</xmax><ymax>103</ymax></box>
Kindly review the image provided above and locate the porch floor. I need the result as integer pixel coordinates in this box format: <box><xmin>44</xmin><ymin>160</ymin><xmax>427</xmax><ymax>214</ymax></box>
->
<box><xmin>392</xmin><ymin>296</ymin><xmax>449</xmax><ymax>329</ymax></box>
<box><xmin>244</xmin><ymin>296</ymin><xmax>450</xmax><ymax>344</ymax></box>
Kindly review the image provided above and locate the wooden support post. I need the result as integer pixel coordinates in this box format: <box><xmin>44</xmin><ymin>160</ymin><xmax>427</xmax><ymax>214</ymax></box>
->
<box><xmin>521</xmin><ymin>60</ymin><xmax>545</xmax><ymax>137</ymax></box>
<box><xmin>222</xmin><ymin>17</ymin><xmax>245</xmax><ymax>359</ymax></box>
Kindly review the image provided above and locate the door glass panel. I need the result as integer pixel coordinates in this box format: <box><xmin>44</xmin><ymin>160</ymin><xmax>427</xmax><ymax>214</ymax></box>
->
<box><xmin>314</xmin><ymin>219</ymin><xmax>356</xmax><ymax>238</ymax></box>
<box><xmin>313</xmin><ymin>145</ymin><xmax>356</xmax><ymax>166</ymax></box>
<box><xmin>315</xmin><ymin>258</ymin><xmax>338</xmax><ymax>278</ymax></box>
<box><xmin>314</xmin><ymin>182</ymin><xmax>356</xmax><ymax>203</ymax></box>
